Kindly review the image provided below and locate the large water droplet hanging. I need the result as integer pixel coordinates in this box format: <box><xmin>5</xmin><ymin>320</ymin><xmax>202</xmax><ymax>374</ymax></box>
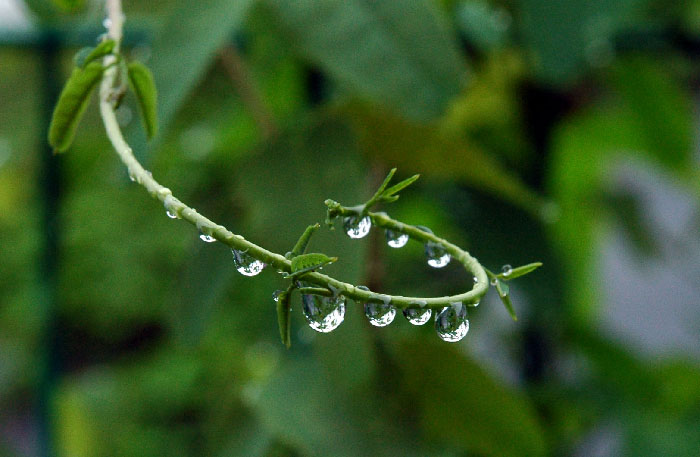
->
<box><xmin>385</xmin><ymin>229</ymin><xmax>409</xmax><ymax>248</ymax></box>
<box><xmin>425</xmin><ymin>242</ymin><xmax>451</xmax><ymax>268</ymax></box>
<box><xmin>166</xmin><ymin>210</ymin><xmax>177</xmax><ymax>219</ymax></box>
<box><xmin>302</xmin><ymin>294</ymin><xmax>345</xmax><ymax>333</ymax></box>
<box><xmin>435</xmin><ymin>303</ymin><xmax>469</xmax><ymax>342</ymax></box>
<box><xmin>199</xmin><ymin>233</ymin><xmax>216</xmax><ymax>243</ymax></box>
<box><xmin>403</xmin><ymin>307</ymin><xmax>432</xmax><ymax>325</ymax></box>
<box><xmin>364</xmin><ymin>301</ymin><xmax>396</xmax><ymax>327</ymax></box>
<box><xmin>501</xmin><ymin>264</ymin><xmax>512</xmax><ymax>277</ymax></box>
<box><xmin>232</xmin><ymin>249</ymin><xmax>265</xmax><ymax>277</ymax></box>
<box><xmin>344</xmin><ymin>215</ymin><xmax>371</xmax><ymax>239</ymax></box>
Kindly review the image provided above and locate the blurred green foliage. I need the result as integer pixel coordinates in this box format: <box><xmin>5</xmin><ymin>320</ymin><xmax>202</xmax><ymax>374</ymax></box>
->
<box><xmin>1</xmin><ymin>0</ymin><xmax>699</xmax><ymax>456</ymax></box>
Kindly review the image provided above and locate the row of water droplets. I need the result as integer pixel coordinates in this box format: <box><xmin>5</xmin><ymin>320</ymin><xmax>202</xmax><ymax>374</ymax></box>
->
<box><xmin>161</xmin><ymin>198</ymin><xmax>268</xmax><ymax>277</ymax></box>
<box><xmin>343</xmin><ymin>216</ymin><xmax>451</xmax><ymax>268</ymax></box>
<box><xmin>291</xmin><ymin>283</ymin><xmax>474</xmax><ymax>341</ymax></box>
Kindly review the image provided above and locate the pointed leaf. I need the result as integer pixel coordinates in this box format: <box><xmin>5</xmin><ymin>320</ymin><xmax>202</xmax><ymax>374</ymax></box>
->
<box><xmin>290</xmin><ymin>224</ymin><xmax>320</xmax><ymax>258</ymax></box>
<box><xmin>494</xmin><ymin>279</ymin><xmax>517</xmax><ymax>321</ymax></box>
<box><xmin>366</xmin><ymin>168</ymin><xmax>397</xmax><ymax>205</ymax></box>
<box><xmin>127</xmin><ymin>61</ymin><xmax>158</xmax><ymax>139</ymax></box>
<box><xmin>499</xmin><ymin>262</ymin><xmax>543</xmax><ymax>281</ymax></box>
<box><xmin>276</xmin><ymin>291</ymin><xmax>292</xmax><ymax>348</ymax></box>
<box><xmin>382</xmin><ymin>173</ymin><xmax>420</xmax><ymax>197</ymax></box>
<box><xmin>48</xmin><ymin>61</ymin><xmax>105</xmax><ymax>152</ymax></box>
<box><xmin>74</xmin><ymin>39</ymin><xmax>115</xmax><ymax>68</ymax></box>
<box><xmin>290</xmin><ymin>253</ymin><xmax>337</xmax><ymax>274</ymax></box>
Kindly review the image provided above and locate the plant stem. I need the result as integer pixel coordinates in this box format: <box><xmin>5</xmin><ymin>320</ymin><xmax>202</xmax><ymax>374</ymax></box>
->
<box><xmin>99</xmin><ymin>0</ymin><xmax>488</xmax><ymax>310</ymax></box>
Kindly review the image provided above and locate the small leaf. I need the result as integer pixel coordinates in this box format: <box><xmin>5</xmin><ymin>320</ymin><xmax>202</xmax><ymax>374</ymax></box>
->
<box><xmin>276</xmin><ymin>291</ymin><xmax>292</xmax><ymax>348</ymax></box>
<box><xmin>74</xmin><ymin>39</ymin><xmax>115</xmax><ymax>68</ymax></box>
<box><xmin>127</xmin><ymin>61</ymin><xmax>158</xmax><ymax>139</ymax></box>
<box><xmin>499</xmin><ymin>262</ymin><xmax>543</xmax><ymax>281</ymax></box>
<box><xmin>382</xmin><ymin>174</ymin><xmax>420</xmax><ymax>197</ymax></box>
<box><xmin>48</xmin><ymin>61</ymin><xmax>105</xmax><ymax>153</ymax></box>
<box><xmin>289</xmin><ymin>224</ymin><xmax>320</xmax><ymax>258</ymax></box>
<box><xmin>494</xmin><ymin>279</ymin><xmax>517</xmax><ymax>321</ymax></box>
<box><xmin>290</xmin><ymin>253</ymin><xmax>337</xmax><ymax>274</ymax></box>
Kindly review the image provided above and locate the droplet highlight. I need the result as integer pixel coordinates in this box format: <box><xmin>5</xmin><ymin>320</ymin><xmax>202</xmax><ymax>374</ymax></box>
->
<box><xmin>344</xmin><ymin>215</ymin><xmax>371</xmax><ymax>239</ymax></box>
<box><xmin>302</xmin><ymin>294</ymin><xmax>345</xmax><ymax>333</ymax></box>
<box><xmin>435</xmin><ymin>303</ymin><xmax>469</xmax><ymax>342</ymax></box>
<box><xmin>166</xmin><ymin>210</ymin><xmax>177</xmax><ymax>219</ymax></box>
<box><xmin>385</xmin><ymin>229</ymin><xmax>409</xmax><ymax>248</ymax></box>
<box><xmin>364</xmin><ymin>301</ymin><xmax>396</xmax><ymax>327</ymax></box>
<box><xmin>502</xmin><ymin>264</ymin><xmax>512</xmax><ymax>277</ymax></box>
<box><xmin>199</xmin><ymin>233</ymin><xmax>216</xmax><ymax>243</ymax></box>
<box><xmin>403</xmin><ymin>307</ymin><xmax>432</xmax><ymax>325</ymax></box>
<box><xmin>232</xmin><ymin>249</ymin><xmax>265</xmax><ymax>277</ymax></box>
<box><xmin>425</xmin><ymin>242</ymin><xmax>451</xmax><ymax>268</ymax></box>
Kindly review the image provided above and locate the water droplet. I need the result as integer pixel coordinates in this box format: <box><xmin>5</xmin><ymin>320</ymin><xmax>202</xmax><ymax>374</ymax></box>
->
<box><xmin>128</xmin><ymin>172</ymin><xmax>136</xmax><ymax>182</ymax></box>
<box><xmin>364</xmin><ymin>301</ymin><xmax>396</xmax><ymax>327</ymax></box>
<box><xmin>232</xmin><ymin>250</ymin><xmax>265</xmax><ymax>276</ymax></box>
<box><xmin>490</xmin><ymin>278</ymin><xmax>498</xmax><ymax>286</ymax></box>
<box><xmin>103</xmin><ymin>18</ymin><xmax>112</xmax><ymax>29</ymax></box>
<box><xmin>302</xmin><ymin>294</ymin><xmax>345</xmax><ymax>333</ymax></box>
<box><xmin>272</xmin><ymin>290</ymin><xmax>283</xmax><ymax>302</ymax></box>
<box><xmin>473</xmin><ymin>276</ymin><xmax>479</xmax><ymax>284</ymax></box>
<box><xmin>403</xmin><ymin>307</ymin><xmax>432</xmax><ymax>325</ymax></box>
<box><xmin>199</xmin><ymin>233</ymin><xmax>216</xmax><ymax>243</ymax></box>
<box><xmin>166</xmin><ymin>210</ymin><xmax>177</xmax><ymax>219</ymax></box>
<box><xmin>502</xmin><ymin>264</ymin><xmax>512</xmax><ymax>277</ymax></box>
<box><xmin>435</xmin><ymin>303</ymin><xmax>469</xmax><ymax>342</ymax></box>
<box><xmin>425</xmin><ymin>242</ymin><xmax>451</xmax><ymax>268</ymax></box>
<box><xmin>385</xmin><ymin>229</ymin><xmax>409</xmax><ymax>248</ymax></box>
<box><xmin>344</xmin><ymin>215</ymin><xmax>371</xmax><ymax>239</ymax></box>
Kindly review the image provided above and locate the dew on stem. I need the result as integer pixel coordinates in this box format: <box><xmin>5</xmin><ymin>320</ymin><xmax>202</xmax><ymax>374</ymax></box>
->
<box><xmin>344</xmin><ymin>215</ymin><xmax>371</xmax><ymax>239</ymax></box>
<box><xmin>302</xmin><ymin>294</ymin><xmax>345</xmax><ymax>333</ymax></box>
<box><xmin>435</xmin><ymin>303</ymin><xmax>469</xmax><ymax>342</ymax></box>
<box><xmin>232</xmin><ymin>249</ymin><xmax>265</xmax><ymax>277</ymax></box>
<box><xmin>425</xmin><ymin>242</ymin><xmax>451</xmax><ymax>268</ymax></box>
<box><xmin>385</xmin><ymin>229</ymin><xmax>409</xmax><ymax>248</ymax></box>
<box><xmin>403</xmin><ymin>306</ymin><xmax>432</xmax><ymax>325</ymax></box>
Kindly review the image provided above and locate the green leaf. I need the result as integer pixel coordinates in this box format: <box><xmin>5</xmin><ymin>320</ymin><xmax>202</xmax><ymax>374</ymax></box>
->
<box><xmin>499</xmin><ymin>262</ymin><xmax>542</xmax><ymax>281</ymax></box>
<box><xmin>148</xmin><ymin>0</ymin><xmax>255</xmax><ymax>136</ymax></box>
<box><xmin>289</xmin><ymin>224</ymin><xmax>320</xmax><ymax>258</ymax></box>
<box><xmin>127</xmin><ymin>61</ymin><xmax>158</xmax><ymax>139</ymax></box>
<box><xmin>290</xmin><ymin>253</ymin><xmax>337</xmax><ymax>274</ymax></box>
<box><xmin>394</xmin><ymin>339</ymin><xmax>547</xmax><ymax>457</ymax></box>
<box><xmin>74</xmin><ymin>39</ymin><xmax>115</xmax><ymax>69</ymax></box>
<box><xmin>48</xmin><ymin>61</ymin><xmax>105</xmax><ymax>152</ymax></box>
<box><xmin>264</xmin><ymin>0</ymin><xmax>466</xmax><ymax>120</ymax></box>
<box><xmin>381</xmin><ymin>173</ymin><xmax>420</xmax><ymax>199</ymax></box>
<box><xmin>275</xmin><ymin>291</ymin><xmax>292</xmax><ymax>348</ymax></box>
<box><xmin>494</xmin><ymin>278</ymin><xmax>517</xmax><ymax>320</ymax></box>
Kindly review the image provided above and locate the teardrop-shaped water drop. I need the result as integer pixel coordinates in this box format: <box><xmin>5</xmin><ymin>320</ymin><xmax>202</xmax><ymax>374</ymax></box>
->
<box><xmin>435</xmin><ymin>303</ymin><xmax>469</xmax><ymax>342</ymax></box>
<box><xmin>364</xmin><ymin>301</ymin><xmax>396</xmax><ymax>327</ymax></box>
<box><xmin>302</xmin><ymin>294</ymin><xmax>345</xmax><ymax>333</ymax></box>
<box><xmin>166</xmin><ymin>210</ymin><xmax>177</xmax><ymax>219</ymax></box>
<box><xmin>385</xmin><ymin>229</ymin><xmax>409</xmax><ymax>248</ymax></box>
<box><xmin>232</xmin><ymin>249</ymin><xmax>265</xmax><ymax>277</ymax></box>
<box><xmin>425</xmin><ymin>242</ymin><xmax>450</xmax><ymax>268</ymax></box>
<box><xmin>403</xmin><ymin>307</ymin><xmax>432</xmax><ymax>325</ymax></box>
<box><xmin>344</xmin><ymin>215</ymin><xmax>371</xmax><ymax>239</ymax></box>
<box><xmin>199</xmin><ymin>233</ymin><xmax>216</xmax><ymax>243</ymax></box>
<box><xmin>502</xmin><ymin>264</ymin><xmax>512</xmax><ymax>277</ymax></box>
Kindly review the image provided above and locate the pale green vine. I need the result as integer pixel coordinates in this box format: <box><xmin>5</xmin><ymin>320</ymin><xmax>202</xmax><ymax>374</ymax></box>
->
<box><xmin>49</xmin><ymin>0</ymin><xmax>542</xmax><ymax>347</ymax></box>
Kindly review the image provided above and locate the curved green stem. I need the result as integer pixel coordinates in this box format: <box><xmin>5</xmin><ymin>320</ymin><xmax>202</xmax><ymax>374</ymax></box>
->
<box><xmin>99</xmin><ymin>0</ymin><xmax>488</xmax><ymax>311</ymax></box>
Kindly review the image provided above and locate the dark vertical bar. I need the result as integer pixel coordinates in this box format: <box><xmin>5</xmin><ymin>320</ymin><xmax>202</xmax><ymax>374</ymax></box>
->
<box><xmin>37</xmin><ymin>30</ymin><xmax>62</xmax><ymax>457</ymax></box>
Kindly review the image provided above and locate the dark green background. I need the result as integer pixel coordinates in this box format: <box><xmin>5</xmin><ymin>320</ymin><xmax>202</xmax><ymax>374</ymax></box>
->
<box><xmin>1</xmin><ymin>0</ymin><xmax>699</xmax><ymax>455</ymax></box>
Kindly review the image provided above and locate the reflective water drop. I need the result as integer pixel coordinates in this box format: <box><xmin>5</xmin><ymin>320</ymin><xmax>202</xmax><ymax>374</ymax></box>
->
<box><xmin>403</xmin><ymin>307</ymin><xmax>432</xmax><ymax>325</ymax></box>
<box><xmin>385</xmin><ymin>229</ymin><xmax>409</xmax><ymax>248</ymax></box>
<box><xmin>501</xmin><ymin>264</ymin><xmax>512</xmax><ymax>277</ymax></box>
<box><xmin>128</xmin><ymin>172</ymin><xmax>136</xmax><ymax>182</ymax></box>
<box><xmin>272</xmin><ymin>290</ymin><xmax>283</xmax><ymax>302</ymax></box>
<box><xmin>490</xmin><ymin>278</ymin><xmax>498</xmax><ymax>286</ymax></box>
<box><xmin>435</xmin><ymin>303</ymin><xmax>469</xmax><ymax>342</ymax></box>
<box><xmin>425</xmin><ymin>242</ymin><xmax>451</xmax><ymax>268</ymax></box>
<box><xmin>364</xmin><ymin>301</ymin><xmax>396</xmax><ymax>327</ymax></box>
<box><xmin>232</xmin><ymin>249</ymin><xmax>265</xmax><ymax>277</ymax></box>
<box><xmin>103</xmin><ymin>18</ymin><xmax>112</xmax><ymax>29</ymax></box>
<box><xmin>199</xmin><ymin>233</ymin><xmax>216</xmax><ymax>243</ymax></box>
<box><xmin>344</xmin><ymin>215</ymin><xmax>371</xmax><ymax>239</ymax></box>
<box><xmin>302</xmin><ymin>294</ymin><xmax>345</xmax><ymax>333</ymax></box>
<box><xmin>166</xmin><ymin>210</ymin><xmax>177</xmax><ymax>219</ymax></box>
